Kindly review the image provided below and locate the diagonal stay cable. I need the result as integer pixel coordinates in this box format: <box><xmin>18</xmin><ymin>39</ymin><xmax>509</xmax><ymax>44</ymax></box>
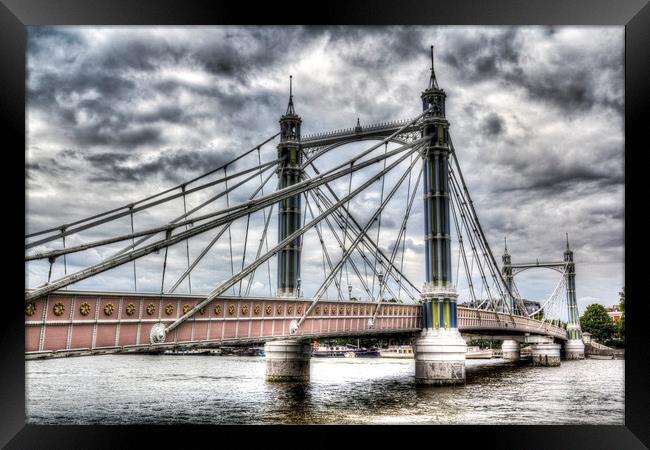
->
<box><xmin>162</xmin><ymin>141</ymin><xmax>423</xmax><ymax>335</ymax></box>
<box><xmin>296</xmin><ymin>149</ymin><xmax>421</xmax><ymax>329</ymax></box>
<box><xmin>26</xmin><ymin>138</ymin><xmax>423</xmax><ymax>301</ymax></box>
<box><xmin>26</xmin><ymin>133</ymin><xmax>280</xmax><ymax>240</ymax></box>
<box><xmin>167</xmin><ymin>164</ymin><xmax>278</xmax><ymax>294</ymax></box>
<box><xmin>26</xmin><ymin>157</ymin><xmax>282</xmax><ymax>250</ymax></box>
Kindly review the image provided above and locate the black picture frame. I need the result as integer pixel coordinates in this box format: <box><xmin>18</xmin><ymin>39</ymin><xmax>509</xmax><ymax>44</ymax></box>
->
<box><xmin>2</xmin><ymin>0</ymin><xmax>648</xmax><ymax>448</ymax></box>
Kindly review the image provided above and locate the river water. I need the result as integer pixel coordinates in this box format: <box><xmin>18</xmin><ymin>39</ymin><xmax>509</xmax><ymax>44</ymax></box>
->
<box><xmin>26</xmin><ymin>355</ymin><xmax>624</xmax><ymax>425</ymax></box>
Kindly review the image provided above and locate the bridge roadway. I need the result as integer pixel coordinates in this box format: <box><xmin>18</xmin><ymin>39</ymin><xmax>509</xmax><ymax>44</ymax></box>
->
<box><xmin>25</xmin><ymin>291</ymin><xmax>568</xmax><ymax>359</ymax></box>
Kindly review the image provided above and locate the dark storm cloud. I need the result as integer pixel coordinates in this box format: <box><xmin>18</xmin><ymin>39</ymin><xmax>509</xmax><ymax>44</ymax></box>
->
<box><xmin>81</xmin><ymin>149</ymin><xmax>237</xmax><ymax>183</ymax></box>
<box><xmin>482</xmin><ymin>113</ymin><xmax>504</xmax><ymax>136</ymax></box>
<box><xmin>441</xmin><ymin>27</ymin><xmax>520</xmax><ymax>80</ymax></box>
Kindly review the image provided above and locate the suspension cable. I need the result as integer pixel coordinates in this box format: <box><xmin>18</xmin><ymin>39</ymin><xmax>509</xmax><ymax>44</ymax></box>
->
<box><xmin>164</xmin><ymin>139</ymin><xmax>422</xmax><ymax>333</ymax></box>
<box><xmin>26</xmin><ymin>136</ymin><xmax>422</xmax><ymax>301</ymax></box>
<box><xmin>26</xmin><ymin>133</ymin><xmax>280</xmax><ymax>240</ymax></box>
<box><xmin>306</xmin><ymin>188</ymin><xmax>374</xmax><ymax>301</ymax></box>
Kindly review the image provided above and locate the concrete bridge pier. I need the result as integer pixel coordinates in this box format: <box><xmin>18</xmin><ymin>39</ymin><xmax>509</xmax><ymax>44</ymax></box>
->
<box><xmin>264</xmin><ymin>339</ymin><xmax>311</xmax><ymax>382</ymax></box>
<box><xmin>564</xmin><ymin>339</ymin><xmax>585</xmax><ymax>360</ymax></box>
<box><xmin>501</xmin><ymin>339</ymin><xmax>521</xmax><ymax>361</ymax></box>
<box><xmin>531</xmin><ymin>342</ymin><xmax>561</xmax><ymax>366</ymax></box>
<box><xmin>414</xmin><ymin>328</ymin><xmax>467</xmax><ymax>385</ymax></box>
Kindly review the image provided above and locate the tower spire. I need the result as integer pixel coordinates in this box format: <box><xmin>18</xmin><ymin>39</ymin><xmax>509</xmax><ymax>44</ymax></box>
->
<box><xmin>504</xmin><ymin>236</ymin><xmax>508</xmax><ymax>254</ymax></box>
<box><xmin>286</xmin><ymin>75</ymin><xmax>296</xmax><ymax>115</ymax></box>
<box><xmin>566</xmin><ymin>232</ymin><xmax>570</xmax><ymax>250</ymax></box>
<box><xmin>428</xmin><ymin>45</ymin><xmax>439</xmax><ymax>90</ymax></box>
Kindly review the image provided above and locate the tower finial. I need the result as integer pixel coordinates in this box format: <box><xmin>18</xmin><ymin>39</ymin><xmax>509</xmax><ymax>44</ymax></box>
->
<box><xmin>566</xmin><ymin>232</ymin><xmax>570</xmax><ymax>250</ymax></box>
<box><xmin>504</xmin><ymin>236</ymin><xmax>508</xmax><ymax>253</ymax></box>
<box><xmin>285</xmin><ymin>75</ymin><xmax>296</xmax><ymax>115</ymax></box>
<box><xmin>428</xmin><ymin>45</ymin><xmax>439</xmax><ymax>90</ymax></box>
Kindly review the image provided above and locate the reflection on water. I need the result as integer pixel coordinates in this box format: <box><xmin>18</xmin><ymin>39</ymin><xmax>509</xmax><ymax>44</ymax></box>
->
<box><xmin>26</xmin><ymin>355</ymin><xmax>624</xmax><ymax>424</ymax></box>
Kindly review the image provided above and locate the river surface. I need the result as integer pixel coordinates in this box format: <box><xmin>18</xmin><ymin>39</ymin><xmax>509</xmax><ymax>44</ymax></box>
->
<box><xmin>26</xmin><ymin>355</ymin><xmax>624</xmax><ymax>425</ymax></box>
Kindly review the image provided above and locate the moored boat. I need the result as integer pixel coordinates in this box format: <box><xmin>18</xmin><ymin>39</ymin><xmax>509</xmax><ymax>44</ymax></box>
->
<box><xmin>466</xmin><ymin>346</ymin><xmax>494</xmax><ymax>359</ymax></box>
<box><xmin>312</xmin><ymin>343</ymin><xmax>380</xmax><ymax>357</ymax></box>
<box><xmin>379</xmin><ymin>345</ymin><xmax>414</xmax><ymax>359</ymax></box>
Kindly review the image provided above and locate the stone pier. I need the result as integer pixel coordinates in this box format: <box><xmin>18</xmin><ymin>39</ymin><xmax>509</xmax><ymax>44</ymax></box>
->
<box><xmin>501</xmin><ymin>339</ymin><xmax>520</xmax><ymax>361</ymax></box>
<box><xmin>531</xmin><ymin>342</ymin><xmax>561</xmax><ymax>366</ymax></box>
<box><xmin>414</xmin><ymin>329</ymin><xmax>467</xmax><ymax>385</ymax></box>
<box><xmin>564</xmin><ymin>339</ymin><xmax>585</xmax><ymax>360</ymax></box>
<box><xmin>264</xmin><ymin>339</ymin><xmax>311</xmax><ymax>382</ymax></box>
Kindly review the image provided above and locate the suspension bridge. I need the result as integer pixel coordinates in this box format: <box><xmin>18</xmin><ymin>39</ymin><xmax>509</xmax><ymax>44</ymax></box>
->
<box><xmin>24</xmin><ymin>47</ymin><xmax>585</xmax><ymax>385</ymax></box>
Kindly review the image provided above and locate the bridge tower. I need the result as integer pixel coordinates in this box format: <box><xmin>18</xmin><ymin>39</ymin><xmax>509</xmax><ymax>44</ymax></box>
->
<box><xmin>265</xmin><ymin>77</ymin><xmax>311</xmax><ymax>382</ymax></box>
<box><xmin>276</xmin><ymin>75</ymin><xmax>303</xmax><ymax>298</ymax></box>
<box><xmin>414</xmin><ymin>47</ymin><xmax>467</xmax><ymax>385</ymax></box>
<box><xmin>500</xmin><ymin>239</ymin><xmax>521</xmax><ymax>360</ymax></box>
<box><xmin>563</xmin><ymin>234</ymin><xmax>585</xmax><ymax>359</ymax></box>
<box><xmin>502</xmin><ymin>237</ymin><xmax>514</xmax><ymax>313</ymax></box>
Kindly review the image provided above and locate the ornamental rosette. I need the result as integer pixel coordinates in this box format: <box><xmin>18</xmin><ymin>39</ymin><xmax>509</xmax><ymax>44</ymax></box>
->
<box><xmin>277</xmin><ymin>305</ymin><xmax>283</xmax><ymax>314</ymax></box>
<box><xmin>53</xmin><ymin>302</ymin><xmax>65</xmax><ymax>316</ymax></box>
<box><xmin>183</xmin><ymin>304</ymin><xmax>192</xmax><ymax>314</ymax></box>
<box><xmin>241</xmin><ymin>304</ymin><xmax>249</xmax><ymax>315</ymax></box>
<box><xmin>104</xmin><ymin>303</ymin><xmax>115</xmax><ymax>316</ymax></box>
<box><xmin>146</xmin><ymin>303</ymin><xmax>156</xmax><ymax>315</ymax></box>
<box><xmin>126</xmin><ymin>303</ymin><xmax>136</xmax><ymax>316</ymax></box>
<box><xmin>254</xmin><ymin>304</ymin><xmax>260</xmax><ymax>315</ymax></box>
<box><xmin>228</xmin><ymin>304</ymin><xmax>235</xmax><ymax>315</ymax></box>
<box><xmin>297</xmin><ymin>306</ymin><xmax>303</xmax><ymax>315</ymax></box>
<box><xmin>25</xmin><ymin>302</ymin><xmax>36</xmax><ymax>316</ymax></box>
<box><xmin>165</xmin><ymin>304</ymin><xmax>174</xmax><ymax>315</ymax></box>
<box><xmin>215</xmin><ymin>304</ymin><xmax>222</xmax><ymax>315</ymax></box>
<box><xmin>79</xmin><ymin>302</ymin><xmax>91</xmax><ymax>316</ymax></box>
<box><xmin>288</xmin><ymin>305</ymin><xmax>294</xmax><ymax>315</ymax></box>
<box><xmin>265</xmin><ymin>305</ymin><xmax>272</xmax><ymax>315</ymax></box>
<box><xmin>315</xmin><ymin>306</ymin><xmax>320</xmax><ymax>315</ymax></box>
<box><xmin>199</xmin><ymin>307</ymin><xmax>205</xmax><ymax>315</ymax></box>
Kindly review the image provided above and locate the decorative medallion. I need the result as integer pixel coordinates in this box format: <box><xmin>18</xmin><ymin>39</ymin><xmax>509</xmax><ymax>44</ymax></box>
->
<box><xmin>254</xmin><ymin>304</ymin><xmax>261</xmax><ymax>315</ymax></box>
<box><xmin>228</xmin><ymin>304</ymin><xmax>235</xmax><ymax>315</ymax></box>
<box><xmin>53</xmin><ymin>302</ymin><xmax>65</xmax><ymax>316</ymax></box>
<box><xmin>165</xmin><ymin>304</ymin><xmax>174</xmax><ymax>315</ymax></box>
<box><xmin>146</xmin><ymin>303</ymin><xmax>156</xmax><ymax>315</ymax></box>
<box><xmin>215</xmin><ymin>304</ymin><xmax>222</xmax><ymax>315</ymax></box>
<box><xmin>325</xmin><ymin>306</ymin><xmax>330</xmax><ymax>315</ymax></box>
<box><xmin>315</xmin><ymin>306</ymin><xmax>320</xmax><ymax>315</ymax></box>
<box><xmin>339</xmin><ymin>306</ymin><xmax>345</xmax><ymax>314</ymax></box>
<box><xmin>150</xmin><ymin>323</ymin><xmax>166</xmax><ymax>344</ymax></box>
<box><xmin>241</xmin><ymin>304</ymin><xmax>249</xmax><ymax>315</ymax></box>
<box><xmin>346</xmin><ymin>305</ymin><xmax>351</xmax><ymax>314</ymax></box>
<box><xmin>25</xmin><ymin>302</ymin><xmax>36</xmax><ymax>316</ymax></box>
<box><xmin>183</xmin><ymin>304</ymin><xmax>192</xmax><ymax>314</ymax></box>
<box><xmin>288</xmin><ymin>305</ymin><xmax>294</xmax><ymax>315</ymax></box>
<box><xmin>79</xmin><ymin>302</ymin><xmax>91</xmax><ymax>316</ymax></box>
<box><xmin>352</xmin><ymin>306</ymin><xmax>357</xmax><ymax>315</ymax></box>
<box><xmin>277</xmin><ymin>305</ymin><xmax>283</xmax><ymax>314</ymax></box>
<box><xmin>126</xmin><ymin>303</ymin><xmax>136</xmax><ymax>316</ymax></box>
<box><xmin>297</xmin><ymin>306</ymin><xmax>303</xmax><ymax>315</ymax></box>
<box><xmin>266</xmin><ymin>305</ymin><xmax>272</xmax><ymax>315</ymax></box>
<box><xmin>104</xmin><ymin>303</ymin><xmax>115</xmax><ymax>316</ymax></box>
<box><xmin>199</xmin><ymin>307</ymin><xmax>205</xmax><ymax>315</ymax></box>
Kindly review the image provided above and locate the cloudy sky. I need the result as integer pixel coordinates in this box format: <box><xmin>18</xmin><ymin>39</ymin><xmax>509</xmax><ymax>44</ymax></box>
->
<box><xmin>25</xmin><ymin>26</ymin><xmax>624</xmax><ymax>314</ymax></box>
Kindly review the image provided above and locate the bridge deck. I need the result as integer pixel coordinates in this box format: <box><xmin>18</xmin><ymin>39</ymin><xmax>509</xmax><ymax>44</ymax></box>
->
<box><xmin>25</xmin><ymin>291</ymin><xmax>567</xmax><ymax>358</ymax></box>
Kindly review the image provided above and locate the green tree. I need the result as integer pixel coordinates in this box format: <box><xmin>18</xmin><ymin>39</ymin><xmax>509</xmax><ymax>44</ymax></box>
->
<box><xmin>580</xmin><ymin>303</ymin><xmax>616</xmax><ymax>343</ymax></box>
<box><xmin>618</xmin><ymin>287</ymin><xmax>625</xmax><ymax>342</ymax></box>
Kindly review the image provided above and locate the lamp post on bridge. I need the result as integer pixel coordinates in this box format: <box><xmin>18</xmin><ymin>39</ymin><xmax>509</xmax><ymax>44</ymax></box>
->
<box><xmin>414</xmin><ymin>46</ymin><xmax>467</xmax><ymax>385</ymax></box>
